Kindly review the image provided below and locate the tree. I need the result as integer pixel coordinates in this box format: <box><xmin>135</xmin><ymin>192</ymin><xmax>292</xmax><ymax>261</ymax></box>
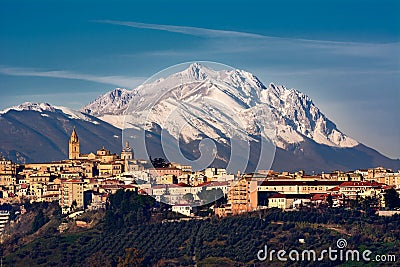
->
<box><xmin>86</xmin><ymin>251</ymin><xmax>113</xmax><ymax>267</ymax></box>
<box><xmin>160</xmin><ymin>194</ymin><xmax>168</xmax><ymax>203</ymax></box>
<box><xmin>361</xmin><ymin>196</ymin><xmax>379</xmax><ymax>215</ymax></box>
<box><xmin>150</xmin><ymin>157</ymin><xmax>169</xmax><ymax>168</ymax></box>
<box><xmin>183</xmin><ymin>193</ymin><xmax>194</xmax><ymax>204</ymax></box>
<box><xmin>70</xmin><ymin>200</ymin><xmax>78</xmax><ymax>212</ymax></box>
<box><xmin>326</xmin><ymin>194</ymin><xmax>333</xmax><ymax>208</ymax></box>
<box><xmin>385</xmin><ymin>188</ymin><xmax>400</xmax><ymax>209</ymax></box>
<box><xmin>105</xmin><ymin>189</ymin><xmax>156</xmax><ymax>231</ymax></box>
<box><xmin>31</xmin><ymin>210</ymin><xmax>49</xmax><ymax>233</ymax></box>
<box><xmin>117</xmin><ymin>248</ymin><xmax>144</xmax><ymax>267</ymax></box>
<box><xmin>197</xmin><ymin>188</ymin><xmax>224</xmax><ymax>204</ymax></box>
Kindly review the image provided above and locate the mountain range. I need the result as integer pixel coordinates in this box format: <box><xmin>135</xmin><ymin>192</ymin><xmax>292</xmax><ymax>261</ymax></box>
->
<box><xmin>1</xmin><ymin>63</ymin><xmax>399</xmax><ymax>172</ymax></box>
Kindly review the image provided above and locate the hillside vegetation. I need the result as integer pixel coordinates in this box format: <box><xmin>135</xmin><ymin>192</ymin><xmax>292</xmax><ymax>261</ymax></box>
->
<box><xmin>2</xmin><ymin>191</ymin><xmax>400</xmax><ymax>266</ymax></box>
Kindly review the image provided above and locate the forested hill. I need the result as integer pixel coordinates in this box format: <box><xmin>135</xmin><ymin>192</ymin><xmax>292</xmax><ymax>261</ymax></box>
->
<box><xmin>2</xmin><ymin>191</ymin><xmax>400</xmax><ymax>266</ymax></box>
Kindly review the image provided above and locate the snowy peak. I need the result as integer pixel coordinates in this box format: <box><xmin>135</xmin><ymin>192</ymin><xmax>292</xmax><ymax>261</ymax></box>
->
<box><xmin>82</xmin><ymin>63</ymin><xmax>358</xmax><ymax>149</ymax></box>
<box><xmin>182</xmin><ymin>62</ymin><xmax>213</xmax><ymax>80</ymax></box>
<box><xmin>82</xmin><ymin>88</ymin><xmax>133</xmax><ymax>116</ymax></box>
<box><xmin>0</xmin><ymin>102</ymin><xmax>56</xmax><ymax>114</ymax></box>
<box><xmin>0</xmin><ymin>102</ymin><xmax>103</xmax><ymax>126</ymax></box>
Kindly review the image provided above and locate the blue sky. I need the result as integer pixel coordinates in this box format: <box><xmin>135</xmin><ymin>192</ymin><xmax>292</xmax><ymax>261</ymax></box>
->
<box><xmin>0</xmin><ymin>0</ymin><xmax>399</xmax><ymax>159</ymax></box>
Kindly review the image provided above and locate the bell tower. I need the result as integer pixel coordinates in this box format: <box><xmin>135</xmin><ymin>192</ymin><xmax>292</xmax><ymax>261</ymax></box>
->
<box><xmin>121</xmin><ymin>141</ymin><xmax>133</xmax><ymax>172</ymax></box>
<box><xmin>69</xmin><ymin>128</ymin><xmax>80</xmax><ymax>160</ymax></box>
<box><xmin>121</xmin><ymin>141</ymin><xmax>133</xmax><ymax>160</ymax></box>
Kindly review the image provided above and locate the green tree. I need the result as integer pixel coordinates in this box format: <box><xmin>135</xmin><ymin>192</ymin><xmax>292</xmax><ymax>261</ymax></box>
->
<box><xmin>31</xmin><ymin>210</ymin><xmax>49</xmax><ymax>233</ymax></box>
<box><xmin>105</xmin><ymin>189</ymin><xmax>155</xmax><ymax>231</ymax></box>
<box><xmin>384</xmin><ymin>188</ymin><xmax>400</xmax><ymax>209</ymax></box>
<box><xmin>326</xmin><ymin>194</ymin><xmax>333</xmax><ymax>208</ymax></box>
<box><xmin>150</xmin><ymin>157</ymin><xmax>169</xmax><ymax>168</ymax></box>
<box><xmin>361</xmin><ymin>196</ymin><xmax>379</xmax><ymax>215</ymax></box>
<box><xmin>86</xmin><ymin>251</ymin><xmax>113</xmax><ymax>267</ymax></box>
<box><xmin>183</xmin><ymin>193</ymin><xmax>194</xmax><ymax>203</ymax></box>
<box><xmin>197</xmin><ymin>188</ymin><xmax>224</xmax><ymax>204</ymax></box>
<box><xmin>117</xmin><ymin>248</ymin><xmax>144</xmax><ymax>267</ymax></box>
<box><xmin>160</xmin><ymin>194</ymin><xmax>168</xmax><ymax>203</ymax></box>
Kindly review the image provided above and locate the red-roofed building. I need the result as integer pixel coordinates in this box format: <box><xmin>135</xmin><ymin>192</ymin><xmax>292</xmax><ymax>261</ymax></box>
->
<box><xmin>258</xmin><ymin>180</ymin><xmax>342</xmax><ymax>195</ymax></box>
<box><xmin>339</xmin><ymin>181</ymin><xmax>385</xmax><ymax>199</ymax></box>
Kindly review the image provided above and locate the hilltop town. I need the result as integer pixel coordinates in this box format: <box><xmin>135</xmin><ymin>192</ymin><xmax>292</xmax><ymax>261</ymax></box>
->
<box><xmin>1</xmin><ymin>129</ymin><xmax>400</xmax><ymax>266</ymax></box>
<box><xmin>1</xmin><ymin>128</ymin><xmax>399</xmax><ymax>225</ymax></box>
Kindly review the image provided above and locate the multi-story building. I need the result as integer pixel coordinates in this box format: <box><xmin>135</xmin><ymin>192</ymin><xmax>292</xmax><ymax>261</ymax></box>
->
<box><xmin>367</xmin><ymin>167</ymin><xmax>392</xmax><ymax>179</ymax></box>
<box><xmin>172</xmin><ymin>204</ymin><xmax>194</xmax><ymax>216</ymax></box>
<box><xmin>267</xmin><ymin>193</ymin><xmax>311</xmax><ymax>210</ymax></box>
<box><xmin>0</xmin><ymin>157</ymin><xmax>18</xmax><ymax>187</ymax></box>
<box><xmin>0</xmin><ymin>210</ymin><xmax>10</xmax><ymax>234</ymax></box>
<box><xmin>60</xmin><ymin>179</ymin><xmax>84</xmax><ymax>214</ymax></box>
<box><xmin>369</xmin><ymin>171</ymin><xmax>400</xmax><ymax>189</ymax></box>
<box><xmin>98</xmin><ymin>162</ymin><xmax>123</xmax><ymax>178</ymax></box>
<box><xmin>148</xmin><ymin>168</ymin><xmax>183</xmax><ymax>181</ymax></box>
<box><xmin>215</xmin><ymin>178</ymin><xmax>258</xmax><ymax>216</ymax></box>
<box><xmin>338</xmin><ymin>181</ymin><xmax>384</xmax><ymax>199</ymax></box>
<box><xmin>156</xmin><ymin>174</ymin><xmax>178</xmax><ymax>185</ymax></box>
<box><xmin>258</xmin><ymin>180</ymin><xmax>342</xmax><ymax>195</ymax></box>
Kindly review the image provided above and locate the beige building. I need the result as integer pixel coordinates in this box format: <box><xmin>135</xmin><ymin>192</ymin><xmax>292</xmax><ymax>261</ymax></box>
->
<box><xmin>268</xmin><ymin>194</ymin><xmax>293</xmax><ymax>210</ymax></box>
<box><xmin>267</xmin><ymin>194</ymin><xmax>311</xmax><ymax>210</ymax></box>
<box><xmin>258</xmin><ymin>180</ymin><xmax>342</xmax><ymax>195</ymax></box>
<box><xmin>338</xmin><ymin>181</ymin><xmax>384</xmax><ymax>200</ymax></box>
<box><xmin>172</xmin><ymin>204</ymin><xmax>194</xmax><ymax>216</ymax></box>
<box><xmin>60</xmin><ymin>179</ymin><xmax>84</xmax><ymax>214</ymax></box>
<box><xmin>156</xmin><ymin>174</ymin><xmax>177</xmax><ymax>185</ymax></box>
<box><xmin>215</xmin><ymin>178</ymin><xmax>258</xmax><ymax>216</ymax></box>
<box><xmin>98</xmin><ymin>162</ymin><xmax>123</xmax><ymax>177</ymax></box>
<box><xmin>0</xmin><ymin>157</ymin><xmax>18</xmax><ymax>187</ymax></box>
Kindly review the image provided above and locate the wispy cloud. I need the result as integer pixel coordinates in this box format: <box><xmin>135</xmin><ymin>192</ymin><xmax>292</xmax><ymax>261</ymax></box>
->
<box><xmin>97</xmin><ymin>20</ymin><xmax>400</xmax><ymax>61</ymax></box>
<box><xmin>96</xmin><ymin>20</ymin><xmax>266</xmax><ymax>39</ymax></box>
<box><xmin>96</xmin><ymin>19</ymin><xmax>400</xmax><ymax>45</ymax></box>
<box><xmin>0</xmin><ymin>66</ymin><xmax>144</xmax><ymax>88</ymax></box>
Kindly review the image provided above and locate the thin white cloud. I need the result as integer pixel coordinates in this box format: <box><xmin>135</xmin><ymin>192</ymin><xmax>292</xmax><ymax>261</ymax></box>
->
<box><xmin>97</xmin><ymin>20</ymin><xmax>400</xmax><ymax>61</ymax></box>
<box><xmin>0</xmin><ymin>66</ymin><xmax>144</xmax><ymax>88</ymax></box>
<box><xmin>96</xmin><ymin>19</ymin><xmax>400</xmax><ymax>46</ymax></box>
<box><xmin>96</xmin><ymin>20</ymin><xmax>266</xmax><ymax>39</ymax></box>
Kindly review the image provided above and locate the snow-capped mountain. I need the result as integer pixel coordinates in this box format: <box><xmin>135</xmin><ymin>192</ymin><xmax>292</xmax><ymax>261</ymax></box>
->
<box><xmin>1</xmin><ymin>64</ymin><xmax>398</xmax><ymax>171</ymax></box>
<box><xmin>0</xmin><ymin>102</ymin><xmax>121</xmax><ymax>163</ymax></box>
<box><xmin>82</xmin><ymin>63</ymin><xmax>358</xmax><ymax>151</ymax></box>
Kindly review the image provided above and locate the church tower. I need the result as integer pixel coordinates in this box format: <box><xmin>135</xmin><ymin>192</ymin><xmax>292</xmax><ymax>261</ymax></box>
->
<box><xmin>121</xmin><ymin>141</ymin><xmax>133</xmax><ymax>172</ymax></box>
<box><xmin>69</xmin><ymin>128</ymin><xmax>80</xmax><ymax>160</ymax></box>
<box><xmin>121</xmin><ymin>141</ymin><xmax>133</xmax><ymax>160</ymax></box>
